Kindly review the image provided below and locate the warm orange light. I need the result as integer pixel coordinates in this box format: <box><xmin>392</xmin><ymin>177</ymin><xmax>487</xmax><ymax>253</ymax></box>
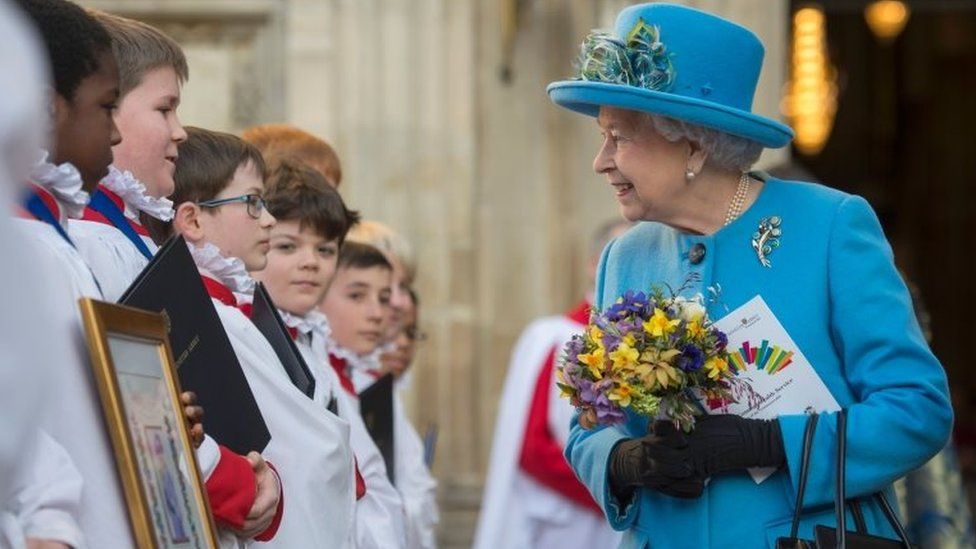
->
<box><xmin>864</xmin><ymin>0</ymin><xmax>911</xmax><ymax>42</ymax></box>
<box><xmin>782</xmin><ymin>5</ymin><xmax>838</xmax><ymax>155</ymax></box>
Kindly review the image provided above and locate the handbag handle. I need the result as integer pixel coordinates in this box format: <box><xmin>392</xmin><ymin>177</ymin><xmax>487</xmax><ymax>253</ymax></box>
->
<box><xmin>789</xmin><ymin>413</ymin><xmax>820</xmax><ymax>540</ymax></box>
<box><xmin>834</xmin><ymin>409</ymin><xmax>913</xmax><ymax>548</ymax></box>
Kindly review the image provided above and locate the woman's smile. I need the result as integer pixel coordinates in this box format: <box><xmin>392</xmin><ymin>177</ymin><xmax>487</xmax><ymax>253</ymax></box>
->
<box><xmin>611</xmin><ymin>180</ymin><xmax>635</xmax><ymax>198</ymax></box>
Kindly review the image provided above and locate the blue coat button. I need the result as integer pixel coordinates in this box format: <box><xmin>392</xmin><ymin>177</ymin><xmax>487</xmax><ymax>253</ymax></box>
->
<box><xmin>688</xmin><ymin>243</ymin><xmax>706</xmax><ymax>264</ymax></box>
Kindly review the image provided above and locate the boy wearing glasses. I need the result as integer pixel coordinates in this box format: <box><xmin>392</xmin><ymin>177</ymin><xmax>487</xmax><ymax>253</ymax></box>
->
<box><xmin>253</xmin><ymin>159</ymin><xmax>408</xmax><ymax>548</ymax></box>
<box><xmin>164</xmin><ymin>127</ymin><xmax>359</xmax><ymax>548</ymax></box>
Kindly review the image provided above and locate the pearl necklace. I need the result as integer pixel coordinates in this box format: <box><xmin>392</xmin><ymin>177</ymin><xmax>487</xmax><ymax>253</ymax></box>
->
<box><xmin>724</xmin><ymin>173</ymin><xmax>751</xmax><ymax>226</ymax></box>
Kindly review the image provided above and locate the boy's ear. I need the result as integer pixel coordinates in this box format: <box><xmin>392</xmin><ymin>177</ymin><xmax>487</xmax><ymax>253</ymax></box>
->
<box><xmin>173</xmin><ymin>202</ymin><xmax>206</xmax><ymax>243</ymax></box>
<box><xmin>51</xmin><ymin>90</ymin><xmax>71</xmax><ymax>128</ymax></box>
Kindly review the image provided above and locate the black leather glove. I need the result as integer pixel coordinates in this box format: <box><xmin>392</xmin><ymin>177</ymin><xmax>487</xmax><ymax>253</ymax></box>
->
<box><xmin>651</xmin><ymin>415</ymin><xmax>786</xmax><ymax>478</ymax></box>
<box><xmin>608</xmin><ymin>429</ymin><xmax>705</xmax><ymax>501</ymax></box>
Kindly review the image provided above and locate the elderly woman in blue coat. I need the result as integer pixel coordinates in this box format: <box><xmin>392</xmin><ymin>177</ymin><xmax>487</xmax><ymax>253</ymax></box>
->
<box><xmin>547</xmin><ymin>3</ymin><xmax>953</xmax><ymax>548</ymax></box>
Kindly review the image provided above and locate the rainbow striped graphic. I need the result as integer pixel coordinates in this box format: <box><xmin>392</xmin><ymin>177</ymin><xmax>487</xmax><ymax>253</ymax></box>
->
<box><xmin>728</xmin><ymin>339</ymin><xmax>794</xmax><ymax>375</ymax></box>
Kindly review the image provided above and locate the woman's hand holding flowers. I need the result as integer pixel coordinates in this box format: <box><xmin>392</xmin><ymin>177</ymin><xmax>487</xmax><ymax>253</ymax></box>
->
<box><xmin>608</xmin><ymin>425</ymin><xmax>706</xmax><ymax>501</ymax></box>
<box><xmin>651</xmin><ymin>415</ymin><xmax>786</xmax><ymax>478</ymax></box>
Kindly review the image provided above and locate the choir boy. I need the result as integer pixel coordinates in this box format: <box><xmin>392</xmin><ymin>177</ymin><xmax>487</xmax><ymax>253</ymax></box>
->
<box><xmin>12</xmin><ymin>1</ymin><xmax>135</xmax><ymax>545</ymax></box>
<box><xmin>320</xmin><ymin>241</ymin><xmax>439</xmax><ymax>548</ymax></box>
<box><xmin>252</xmin><ymin>158</ymin><xmax>408</xmax><ymax>548</ymax></box>
<box><xmin>62</xmin><ymin>11</ymin><xmax>282</xmax><ymax>542</ymax></box>
<box><xmin>165</xmin><ymin>127</ymin><xmax>358</xmax><ymax>547</ymax></box>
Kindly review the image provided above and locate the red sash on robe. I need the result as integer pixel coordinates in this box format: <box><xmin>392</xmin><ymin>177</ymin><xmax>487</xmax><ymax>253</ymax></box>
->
<box><xmin>327</xmin><ymin>353</ymin><xmax>359</xmax><ymax>397</ymax></box>
<box><xmin>517</xmin><ymin>301</ymin><xmax>601</xmax><ymax>514</ymax></box>
<box><xmin>209</xmin><ymin>286</ymin><xmax>368</xmax><ymax>504</ymax></box>
<box><xmin>201</xmin><ymin>275</ymin><xmax>286</xmax><ymax>538</ymax></box>
<box><xmin>325</xmin><ymin>354</ymin><xmax>368</xmax><ymax>500</ymax></box>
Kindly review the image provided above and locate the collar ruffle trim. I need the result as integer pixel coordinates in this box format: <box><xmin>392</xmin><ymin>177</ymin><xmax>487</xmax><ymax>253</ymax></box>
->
<box><xmin>280</xmin><ymin>309</ymin><xmax>333</xmax><ymax>340</ymax></box>
<box><xmin>187</xmin><ymin>241</ymin><xmax>255</xmax><ymax>295</ymax></box>
<box><xmin>30</xmin><ymin>151</ymin><xmax>88</xmax><ymax>219</ymax></box>
<box><xmin>101</xmin><ymin>166</ymin><xmax>174</xmax><ymax>221</ymax></box>
<box><xmin>325</xmin><ymin>336</ymin><xmax>383</xmax><ymax>372</ymax></box>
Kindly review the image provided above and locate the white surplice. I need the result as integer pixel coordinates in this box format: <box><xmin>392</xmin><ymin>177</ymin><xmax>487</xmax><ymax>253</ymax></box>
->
<box><xmin>14</xmin><ymin>197</ymin><xmax>136</xmax><ymax>547</ymax></box>
<box><xmin>288</xmin><ymin>311</ymin><xmax>407</xmax><ymax>549</ymax></box>
<box><xmin>473</xmin><ymin>314</ymin><xmax>622</xmax><ymax>549</ymax></box>
<box><xmin>192</xmin><ymin>243</ymin><xmax>357</xmax><ymax>548</ymax></box>
<box><xmin>329</xmin><ymin>343</ymin><xmax>439</xmax><ymax>549</ymax></box>
<box><xmin>1</xmin><ymin>200</ymin><xmax>85</xmax><ymax>547</ymax></box>
<box><xmin>69</xmin><ymin>166</ymin><xmax>168</xmax><ymax>302</ymax></box>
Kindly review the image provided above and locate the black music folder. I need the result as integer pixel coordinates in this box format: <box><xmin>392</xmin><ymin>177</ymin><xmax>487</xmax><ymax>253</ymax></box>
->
<box><xmin>359</xmin><ymin>373</ymin><xmax>396</xmax><ymax>483</ymax></box>
<box><xmin>249</xmin><ymin>282</ymin><xmax>316</xmax><ymax>399</ymax></box>
<box><xmin>120</xmin><ymin>235</ymin><xmax>271</xmax><ymax>454</ymax></box>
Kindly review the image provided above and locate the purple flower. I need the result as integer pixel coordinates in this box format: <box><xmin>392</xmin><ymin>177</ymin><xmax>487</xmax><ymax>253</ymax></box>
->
<box><xmin>713</xmin><ymin>329</ymin><xmax>729</xmax><ymax>351</ymax></box>
<box><xmin>565</xmin><ymin>335</ymin><xmax>585</xmax><ymax>360</ymax></box>
<box><xmin>578</xmin><ymin>379</ymin><xmax>599</xmax><ymax>405</ymax></box>
<box><xmin>607</xmin><ymin>290</ymin><xmax>650</xmax><ymax>321</ymax></box>
<box><xmin>676</xmin><ymin>344</ymin><xmax>704</xmax><ymax>372</ymax></box>
<box><xmin>617</xmin><ymin>318</ymin><xmax>643</xmax><ymax>337</ymax></box>
<box><xmin>601</xmin><ymin>330</ymin><xmax>622</xmax><ymax>351</ymax></box>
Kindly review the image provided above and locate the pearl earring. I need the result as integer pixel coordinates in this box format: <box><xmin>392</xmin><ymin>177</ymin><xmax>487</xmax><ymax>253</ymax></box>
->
<box><xmin>685</xmin><ymin>169</ymin><xmax>696</xmax><ymax>181</ymax></box>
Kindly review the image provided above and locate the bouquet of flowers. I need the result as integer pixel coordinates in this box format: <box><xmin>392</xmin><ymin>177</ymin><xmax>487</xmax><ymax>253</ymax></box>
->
<box><xmin>557</xmin><ymin>284</ymin><xmax>748</xmax><ymax>432</ymax></box>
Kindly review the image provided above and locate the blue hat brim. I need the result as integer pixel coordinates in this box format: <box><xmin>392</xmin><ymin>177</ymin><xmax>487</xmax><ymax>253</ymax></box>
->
<box><xmin>547</xmin><ymin>80</ymin><xmax>794</xmax><ymax>149</ymax></box>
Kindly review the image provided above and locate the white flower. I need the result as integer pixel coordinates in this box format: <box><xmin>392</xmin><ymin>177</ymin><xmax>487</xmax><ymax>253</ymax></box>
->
<box><xmin>673</xmin><ymin>294</ymin><xmax>706</xmax><ymax>322</ymax></box>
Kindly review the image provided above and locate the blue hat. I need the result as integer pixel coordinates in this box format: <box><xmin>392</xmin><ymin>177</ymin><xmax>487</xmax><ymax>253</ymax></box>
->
<box><xmin>547</xmin><ymin>3</ymin><xmax>793</xmax><ymax>148</ymax></box>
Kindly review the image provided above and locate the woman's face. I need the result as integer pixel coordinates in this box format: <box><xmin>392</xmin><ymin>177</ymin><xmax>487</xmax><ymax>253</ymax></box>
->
<box><xmin>252</xmin><ymin>220</ymin><xmax>338</xmax><ymax>316</ymax></box>
<box><xmin>111</xmin><ymin>66</ymin><xmax>186</xmax><ymax>198</ymax></box>
<box><xmin>593</xmin><ymin>107</ymin><xmax>688</xmax><ymax>222</ymax></box>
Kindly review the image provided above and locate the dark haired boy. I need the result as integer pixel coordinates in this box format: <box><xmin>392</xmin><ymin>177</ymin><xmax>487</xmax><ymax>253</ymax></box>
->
<box><xmin>320</xmin><ymin>242</ymin><xmax>439</xmax><ymax>548</ymax></box>
<box><xmin>10</xmin><ymin>0</ymin><xmax>132</xmax><ymax>546</ymax></box>
<box><xmin>167</xmin><ymin>127</ymin><xmax>360</xmax><ymax>547</ymax></box>
<box><xmin>252</xmin><ymin>159</ymin><xmax>408</xmax><ymax>548</ymax></box>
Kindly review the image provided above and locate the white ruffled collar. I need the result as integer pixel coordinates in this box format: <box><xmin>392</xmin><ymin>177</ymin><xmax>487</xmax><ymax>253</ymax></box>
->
<box><xmin>281</xmin><ymin>309</ymin><xmax>333</xmax><ymax>340</ymax></box>
<box><xmin>187</xmin><ymin>241</ymin><xmax>256</xmax><ymax>295</ymax></box>
<box><xmin>30</xmin><ymin>151</ymin><xmax>88</xmax><ymax>219</ymax></box>
<box><xmin>325</xmin><ymin>336</ymin><xmax>383</xmax><ymax>372</ymax></box>
<box><xmin>101</xmin><ymin>166</ymin><xmax>174</xmax><ymax>221</ymax></box>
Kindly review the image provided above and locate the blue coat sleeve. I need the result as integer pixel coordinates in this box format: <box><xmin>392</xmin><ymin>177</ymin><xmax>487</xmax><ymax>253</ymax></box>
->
<box><xmin>778</xmin><ymin>195</ymin><xmax>953</xmax><ymax>509</ymax></box>
<box><xmin>565</xmin><ymin>236</ymin><xmax>642</xmax><ymax>530</ymax></box>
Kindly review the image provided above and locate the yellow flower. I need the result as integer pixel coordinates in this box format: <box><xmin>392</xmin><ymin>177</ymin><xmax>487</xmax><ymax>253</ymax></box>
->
<box><xmin>609</xmin><ymin>341</ymin><xmax>639</xmax><ymax>371</ymax></box>
<box><xmin>588</xmin><ymin>324</ymin><xmax>604</xmax><ymax>344</ymax></box>
<box><xmin>686</xmin><ymin>319</ymin><xmax>705</xmax><ymax>340</ymax></box>
<box><xmin>705</xmin><ymin>356</ymin><xmax>730</xmax><ymax>380</ymax></box>
<box><xmin>636</xmin><ymin>347</ymin><xmax>682</xmax><ymax>389</ymax></box>
<box><xmin>608</xmin><ymin>383</ymin><xmax>633</xmax><ymax>407</ymax></box>
<box><xmin>577</xmin><ymin>347</ymin><xmax>605</xmax><ymax>379</ymax></box>
<box><xmin>643</xmin><ymin>308</ymin><xmax>680</xmax><ymax>338</ymax></box>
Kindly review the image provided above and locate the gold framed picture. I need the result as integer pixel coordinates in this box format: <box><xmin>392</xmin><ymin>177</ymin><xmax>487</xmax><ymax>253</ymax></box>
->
<box><xmin>79</xmin><ymin>298</ymin><xmax>218</xmax><ymax>548</ymax></box>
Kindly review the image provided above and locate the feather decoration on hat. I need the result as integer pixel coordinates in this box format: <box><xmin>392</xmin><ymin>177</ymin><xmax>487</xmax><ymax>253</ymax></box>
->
<box><xmin>575</xmin><ymin>18</ymin><xmax>675</xmax><ymax>92</ymax></box>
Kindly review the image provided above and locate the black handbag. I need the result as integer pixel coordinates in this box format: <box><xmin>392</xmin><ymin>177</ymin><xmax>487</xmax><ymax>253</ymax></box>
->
<box><xmin>776</xmin><ymin>410</ymin><xmax>913</xmax><ymax>548</ymax></box>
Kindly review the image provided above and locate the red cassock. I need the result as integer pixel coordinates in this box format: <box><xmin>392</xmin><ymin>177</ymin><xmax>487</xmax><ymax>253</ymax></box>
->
<box><xmin>474</xmin><ymin>301</ymin><xmax>622</xmax><ymax>549</ymax></box>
